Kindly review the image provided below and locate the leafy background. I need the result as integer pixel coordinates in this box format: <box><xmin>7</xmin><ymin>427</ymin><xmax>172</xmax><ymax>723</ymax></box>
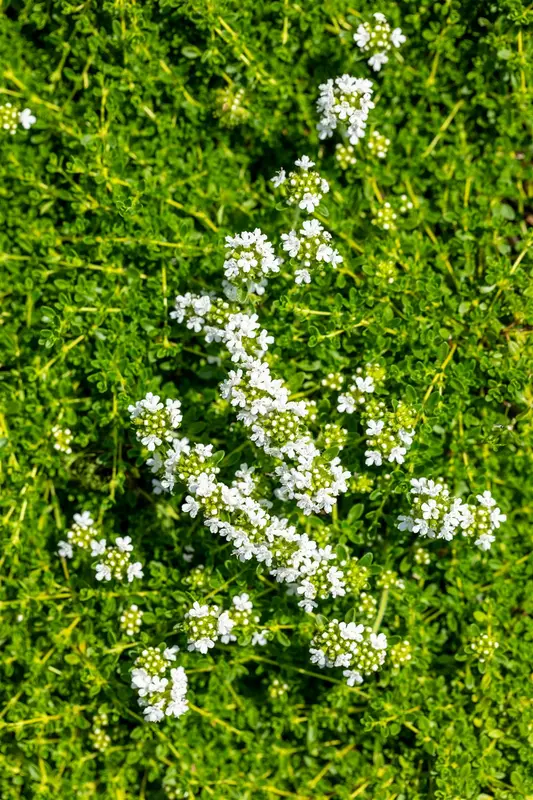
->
<box><xmin>1</xmin><ymin>0</ymin><xmax>532</xmax><ymax>798</ymax></box>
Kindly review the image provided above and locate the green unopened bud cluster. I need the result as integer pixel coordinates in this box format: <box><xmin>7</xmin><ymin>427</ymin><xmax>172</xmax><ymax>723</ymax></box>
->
<box><xmin>120</xmin><ymin>604</ymin><xmax>143</xmax><ymax>637</ymax></box>
<box><xmin>321</xmin><ymin>423</ymin><xmax>348</xmax><ymax>451</ymax></box>
<box><xmin>321</xmin><ymin>372</ymin><xmax>344</xmax><ymax>391</ymax></box>
<box><xmin>390</xmin><ymin>640</ymin><xmax>412</xmax><ymax>668</ymax></box>
<box><xmin>91</xmin><ymin>713</ymin><xmax>111</xmax><ymax>752</ymax></box>
<box><xmin>468</xmin><ymin>633</ymin><xmax>499</xmax><ymax>663</ymax></box>
<box><xmin>52</xmin><ymin>424</ymin><xmax>73</xmax><ymax>454</ymax></box>
<box><xmin>214</xmin><ymin>86</ymin><xmax>250</xmax><ymax>128</ymax></box>
<box><xmin>414</xmin><ymin>546</ymin><xmax>431</xmax><ymax>566</ymax></box>
<box><xmin>357</xmin><ymin>592</ymin><xmax>378</xmax><ymax>619</ymax></box>
<box><xmin>368</xmin><ymin>130</ymin><xmax>390</xmax><ymax>158</ymax></box>
<box><xmin>269</xmin><ymin>678</ymin><xmax>289</xmax><ymax>699</ymax></box>
<box><xmin>335</xmin><ymin>143</ymin><xmax>357</xmax><ymax>169</ymax></box>
<box><xmin>377</xmin><ymin>569</ymin><xmax>405</xmax><ymax>590</ymax></box>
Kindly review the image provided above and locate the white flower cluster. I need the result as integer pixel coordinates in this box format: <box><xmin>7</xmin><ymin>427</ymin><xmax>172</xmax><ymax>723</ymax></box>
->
<box><xmin>397</xmin><ymin>479</ymin><xmax>506</xmax><ymax>552</ymax></box>
<box><xmin>184</xmin><ymin>594</ymin><xmax>267</xmax><ymax>653</ymax></box>
<box><xmin>129</xmin><ymin>392</ymin><xmax>182</xmax><ymax>451</ymax></box>
<box><xmin>354</xmin><ymin>12</ymin><xmax>406</xmax><ymax>72</ymax></box>
<box><xmin>317</xmin><ymin>74</ymin><xmax>375</xmax><ymax>144</ymax></box>
<box><xmin>222</xmin><ymin>229</ymin><xmax>281</xmax><ymax>295</ymax></box>
<box><xmin>131</xmin><ymin>646</ymin><xmax>188</xmax><ymax>722</ymax></box>
<box><xmin>337</xmin><ymin>366</ymin><xmax>416</xmax><ymax>467</ymax></box>
<box><xmin>172</xmin><ymin>294</ymin><xmax>351</xmax><ymax>515</ymax></box>
<box><xmin>271</xmin><ymin>155</ymin><xmax>329</xmax><ymax>213</ymax></box>
<box><xmin>310</xmin><ymin>618</ymin><xmax>387</xmax><ymax>686</ymax></box>
<box><xmin>131</xmin><ymin>399</ymin><xmax>369</xmax><ymax>612</ymax></box>
<box><xmin>0</xmin><ymin>103</ymin><xmax>36</xmax><ymax>135</ymax></box>
<box><xmin>57</xmin><ymin>511</ymin><xmax>144</xmax><ymax>583</ymax></box>
<box><xmin>281</xmin><ymin>219</ymin><xmax>343</xmax><ymax>285</ymax></box>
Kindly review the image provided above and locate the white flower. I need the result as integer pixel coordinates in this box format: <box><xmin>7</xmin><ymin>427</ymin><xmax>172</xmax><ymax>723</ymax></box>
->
<box><xmin>73</xmin><ymin>510</ymin><xmax>94</xmax><ymax>528</ymax></box>
<box><xmin>149</xmin><ymin>676</ymin><xmax>169</xmax><ymax>693</ymax></box>
<box><xmin>366</xmin><ymin>419</ymin><xmax>384</xmax><ymax>436</ymax></box>
<box><xmin>251</xmin><ymin>630</ymin><xmax>268</xmax><ymax>646</ymax></box>
<box><xmin>143</xmin><ymin>705</ymin><xmax>165</xmax><ymax>723</ymax></box>
<box><xmin>187</xmin><ymin>601</ymin><xmax>210</xmax><ymax>619</ymax></box>
<box><xmin>19</xmin><ymin>108</ymin><xmax>36</xmax><ymax>129</ymax></box>
<box><xmin>337</xmin><ymin>394</ymin><xmax>356</xmax><ymax>414</ymax></box>
<box><xmin>370</xmin><ymin>632</ymin><xmax>388</xmax><ymax>650</ymax></box>
<box><xmin>127</xmin><ymin>562</ymin><xmax>144</xmax><ymax>582</ymax></box>
<box><xmin>354</xmin><ymin>25</ymin><xmax>371</xmax><ymax>48</ymax></box>
<box><xmin>340</xmin><ymin>622</ymin><xmax>365</xmax><ymax>642</ymax></box>
<box><xmin>90</xmin><ymin>538</ymin><xmax>107</xmax><ymax>556</ymax></box>
<box><xmin>95</xmin><ymin>563</ymin><xmax>112</xmax><ymax>581</ymax></box>
<box><xmin>299</xmin><ymin>193</ymin><xmax>320</xmax><ymax>213</ymax></box>
<box><xmin>295</xmin><ymin>155</ymin><xmax>315</xmax><ymax>170</ymax></box>
<box><xmin>397</xmin><ymin>515</ymin><xmax>414</xmax><ymax>532</ymax></box>
<box><xmin>271</xmin><ymin>168</ymin><xmax>286</xmax><ymax>187</ymax></box>
<box><xmin>295</xmin><ymin>269</ymin><xmax>311</xmax><ymax>285</ymax></box>
<box><xmin>490</xmin><ymin>508</ymin><xmax>506</xmax><ymax>528</ymax></box>
<box><xmin>281</xmin><ymin>231</ymin><xmax>301</xmax><ymax>257</ymax></box>
<box><xmin>368</xmin><ymin>52</ymin><xmax>389</xmax><ymax>72</ymax></box>
<box><xmin>475</xmin><ymin>533</ymin><xmax>495</xmax><ymax>551</ymax></box>
<box><xmin>189</xmin><ymin>637</ymin><xmax>215</xmax><ymax>654</ymax></box>
<box><xmin>166</xmin><ymin>698</ymin><xmax>188</xmax><ymax>718</ymax></box>
<box><xmin>131</xmin><ymin>668</ymin><xmax>151</xmax><ymax>694</ymax></box>
<box><xmin>57</xmin><ymin>540</ymin><xmax>73</xmax><ymax>559</ymax></box>
<box><xmin>391</xmin><ymin>28</ymin><xmax>406</xmax><ymax>48</ymax></box>
<box><xmin>164</xmin><ymin>646</ymin><xmax>180</xmax><ymax>661</ymax></box>
<box><xmin>388</xmin><ymin>446</ymin><xmax>407</xmax><ymax>464</ymax></box>
<box><xmin>356</xmin><ymin>376</ymin><xmax>375</xmax><ymax>393</ymax></box>
<box><xmin>182</xmin><ymin>496</ymin><xmax>200</xmax><ymax>518</ymax></box>
<box><xmin>476</xmin><ymin>491</ymin><xmax>496</xmax><ymax>508</ymax></box>
<box><xmin>343</xmin><ymin>669</ymin><xmax>364</xmax><ymax>687</ymax></box>
<box><xmin>365</xmin><ymin>450</ymin><xmax>382</xmax><ymax>466</ymax></box>
<box><xmin>116</xmin><ymin>536</ymin><xmax>133</xmax><ymax>553</ymax></box>
<box><xmin>217</xmin><ymin>610</ymin><xmax>235</xmax><ymax>636</ymax></box>
<box><xmin>233</xmin><ymin>593</ymin><xmax>253</xmax><ymax>612</ymax></box>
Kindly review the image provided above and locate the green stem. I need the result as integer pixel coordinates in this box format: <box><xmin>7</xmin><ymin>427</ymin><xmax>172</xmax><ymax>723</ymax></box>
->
<box><xmin>372</xmin><ymin>587</ymin><xmax>389</xmax><ymax>633</ymax></box>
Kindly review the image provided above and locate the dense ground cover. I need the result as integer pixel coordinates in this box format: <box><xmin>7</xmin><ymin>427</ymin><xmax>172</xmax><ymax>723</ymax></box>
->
<box><xmin>1</xmin><ymin>1</ymin><xmax>533</xmax><ymax>798</ymax></box>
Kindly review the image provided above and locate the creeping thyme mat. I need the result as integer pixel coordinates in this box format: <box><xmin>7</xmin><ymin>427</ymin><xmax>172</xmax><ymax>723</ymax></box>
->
<box><xmin>1</xmin><ymin>1</ymin><xmax>533</xmax><ymax>798</ymax></box>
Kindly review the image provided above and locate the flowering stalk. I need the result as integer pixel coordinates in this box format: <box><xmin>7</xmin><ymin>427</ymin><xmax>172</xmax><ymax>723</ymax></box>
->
<box><xmin>317</xmin><ymin>75</ymin><xmax>375</xmax><ymax>144</ymax></box>
<box><xmin>397</xmin><ymin>479</ymin><xmax>506</xmax><ymax>551</ymax></box>
<box><xmin>270</xmin><ymin>155</ymin><xmax>329</xmax><ymax>214</ymax></box>
<box><xmin>182</xmin><ymin>594</ymin><xmax>268</xmax><ymax>653</ymax></box>
<box><xmin>309</xmin><ymin>618</ymin><xmax>388</xmax><ymax>686</ymax></box>
<box><xmin>58</xmin><ymin>511</ymin><xmax>144</xmax><ymax>583</ymax></box>
<box><xmin>353</xmin><ymin>12</ymin><xmax>406</xmax><ymax>72</ymax></box>
<box><xmin>131</xmin><ymin>646</ymin><xmax>188</xmax><ymax>722</ymax></box>
<box><xmin>280</xmin><ymin>219</ymin><xmax>343</xmax><ymax>285</ymax></box>
<box><xmin>130</xmin><ymin>393</ymin><xmax>370</xmax><ymax>612</ymax></box>
<box><xmin>336</xmin><ymin>364</ymin><xmax>416</xmax><ymax>466</ymax></box>
<box><xmin>171</xmin><ymin>295</ymin><xmax>351</xmax><ymax>514</ymax></box>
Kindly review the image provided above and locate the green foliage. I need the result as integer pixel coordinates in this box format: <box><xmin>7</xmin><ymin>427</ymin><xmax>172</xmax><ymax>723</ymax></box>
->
<box><xmin>1</xmin><ymin>1</ymin><xmax>532</xmax><ymax>798</ymax></box>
